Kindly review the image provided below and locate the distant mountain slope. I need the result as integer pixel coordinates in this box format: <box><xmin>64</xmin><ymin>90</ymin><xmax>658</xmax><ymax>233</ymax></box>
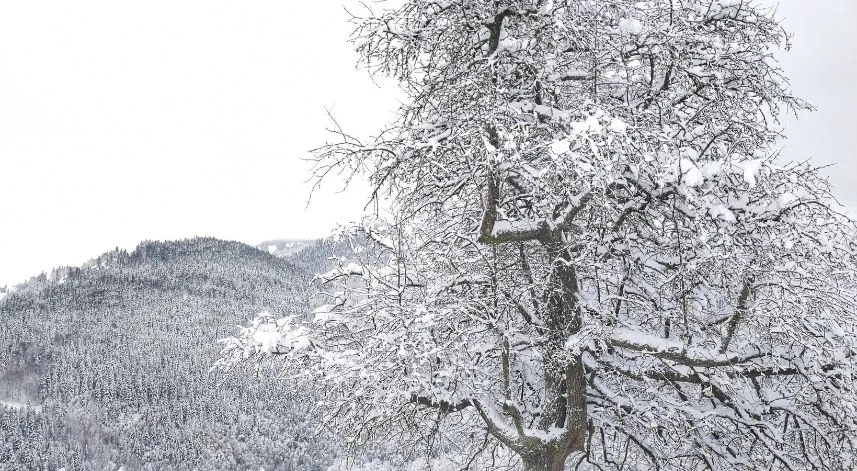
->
<box><xmin>0</xmin><ymin>237</ymin><xmax>334</xmax><ymax>471</ymax></box>
<box><xmin>256</xmin><ymin>239</ymin><xmax>313</xmax><ymax>259</ymax></box>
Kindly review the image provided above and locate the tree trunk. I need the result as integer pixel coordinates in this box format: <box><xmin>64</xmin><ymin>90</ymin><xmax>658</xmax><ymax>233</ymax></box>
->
<box><xmin>522</xmin><ymin>452</ymin><xmax>569</xmax><ymax>471</ymax></box>
<box><xmin>538</xmin><ymin>243</ymin><xmax>588</xmax><ymax>439</ymax></box>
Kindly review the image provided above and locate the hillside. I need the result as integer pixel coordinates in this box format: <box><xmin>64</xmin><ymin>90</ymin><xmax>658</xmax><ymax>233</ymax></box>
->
<box><xmin>256</xmin><ymin>240</ymin><xmax>313</xmax><ymax>259</ymax></box>
<box><xmin>0</xmin><ymin>237</ymin><xmax>337</xmax><ymax>471</ymax></box>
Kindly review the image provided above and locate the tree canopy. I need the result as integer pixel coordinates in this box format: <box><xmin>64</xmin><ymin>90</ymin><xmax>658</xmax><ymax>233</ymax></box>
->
<box><xmin>219</xmin><ymin>1</ymin><xmax>857</xmax><ymax>469</ymax></box>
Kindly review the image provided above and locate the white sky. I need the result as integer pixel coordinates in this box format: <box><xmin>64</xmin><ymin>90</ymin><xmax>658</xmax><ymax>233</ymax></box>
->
<box><xmin>0</xmin><ymin>1</ymin><xmax>854</xmax><ymax>286</ymax></box>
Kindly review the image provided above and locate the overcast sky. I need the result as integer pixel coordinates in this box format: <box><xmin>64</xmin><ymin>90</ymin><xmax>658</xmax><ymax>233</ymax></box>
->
<box><xmin>0</xmin><ymin>1</ymin><xmax>854</xmax><ymax>286</ymax></box>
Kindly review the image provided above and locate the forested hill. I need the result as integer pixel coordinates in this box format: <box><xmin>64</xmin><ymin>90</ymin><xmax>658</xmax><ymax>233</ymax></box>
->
<box><xmin>0</xmin><ymin>237</ymin><xmax>337</xmax><ymax>471</ymax></box>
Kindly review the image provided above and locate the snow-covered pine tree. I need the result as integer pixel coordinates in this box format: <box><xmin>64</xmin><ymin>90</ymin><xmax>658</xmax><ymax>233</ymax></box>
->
<box><xmin>219</xmin><ymin>1</ymin><xmax>857</xmax><ymax>469</ymax></box>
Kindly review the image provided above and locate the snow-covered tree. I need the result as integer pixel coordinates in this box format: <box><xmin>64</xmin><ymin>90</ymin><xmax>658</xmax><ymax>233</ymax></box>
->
<box><xmin>219</xmin><ymin>1</ymin><xmax>857</xmax><ymax>469</ymax></box>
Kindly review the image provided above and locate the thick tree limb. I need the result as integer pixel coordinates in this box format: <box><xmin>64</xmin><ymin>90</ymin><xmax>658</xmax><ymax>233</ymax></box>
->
<box><xmin>410</xmin><ymin>394</ymin><xmax>472</xmax><ymax>413</ymax></box>
<box><xmin>471</xmin><ymin>399</ymin><xmax>525</xmax><ymax>452</ymax></box>
<box><xmin>477</xmin><ymin>175</ymin><xmax>549</xmax><ymax>245</ymax></box>
<box><xmin>606</xmin><ymin>328</ymin><xmax>764</xmax><ymax>368</ymax></box>
<box><xmin>720</xmin><ymin>275</ymin><xmax>754</xmax><ymax>354</ymax></box>
<box><xmin>593</xmin><ymin>354</ymin><xmax>852</xmax><ymax>384</ymax></box>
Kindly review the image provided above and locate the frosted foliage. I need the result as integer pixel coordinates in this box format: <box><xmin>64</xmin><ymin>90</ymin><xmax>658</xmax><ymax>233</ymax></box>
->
<box><xmin>220</xmin><ymin>1</ymin><xmax>857</xmax><ymax>470</ymax></box>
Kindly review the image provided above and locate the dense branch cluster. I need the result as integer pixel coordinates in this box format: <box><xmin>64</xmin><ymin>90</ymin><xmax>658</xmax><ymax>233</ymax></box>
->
<box><xmin>220</xmin><ymin>1</ymin><xmax>857</xmax><ymax>469</ymax></box>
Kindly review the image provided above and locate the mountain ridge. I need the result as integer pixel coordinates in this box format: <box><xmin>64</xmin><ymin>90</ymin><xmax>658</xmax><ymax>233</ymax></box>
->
<box><xmin>1</xmin><ymin>236</ymin><xmax>323</xmax><ymax>298</ymax></box>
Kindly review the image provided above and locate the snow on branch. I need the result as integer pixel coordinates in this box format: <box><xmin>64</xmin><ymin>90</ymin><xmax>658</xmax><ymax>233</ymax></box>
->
<box><xmin>605</xmin><ymin>327</ymin><xmax>763</xmax><ymax>368</ymax></box>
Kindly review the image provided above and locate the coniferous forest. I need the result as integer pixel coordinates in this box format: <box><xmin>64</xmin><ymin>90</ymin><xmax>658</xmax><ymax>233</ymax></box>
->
<box><xmin>0</xmin><ymin>237</ymin><xmax>344</xmax><ymax>470</ymax></box>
